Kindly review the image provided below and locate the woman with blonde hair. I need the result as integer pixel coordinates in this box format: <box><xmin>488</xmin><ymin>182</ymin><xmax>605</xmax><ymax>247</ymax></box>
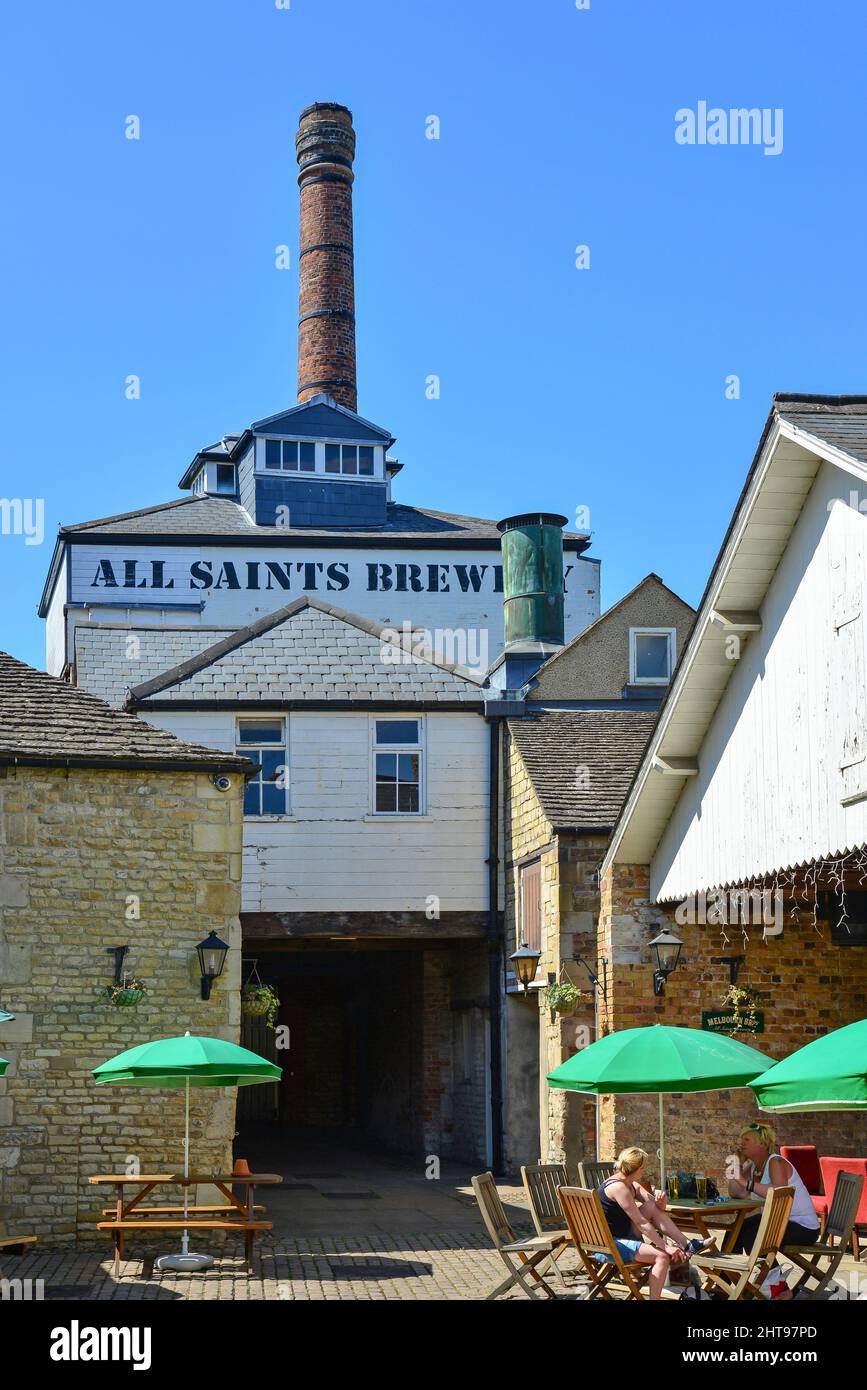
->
<box><xmin>729</xmin><ymin>1122</ymin><xmax>820</xmax><ymax>1268</ymax></box>
<box><xmin>596</xmin><ymin>1147</ymin><xmax>712</xmax><ymax>1300</ymax></box>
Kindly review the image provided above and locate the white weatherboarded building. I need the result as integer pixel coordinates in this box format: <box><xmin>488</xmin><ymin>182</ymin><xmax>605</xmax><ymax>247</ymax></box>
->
<box><xmin>596</xmin><ymin>395</ymin><xmax>867</xmax><ymax>1177</ymax></box>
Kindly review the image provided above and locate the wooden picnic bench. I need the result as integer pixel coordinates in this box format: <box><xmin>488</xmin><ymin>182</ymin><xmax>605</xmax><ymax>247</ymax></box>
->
<box><xmin>0</xmin><ymin>1234</ymin><xmax>37</xmax><ymax>1256</ymax></box>
<box><xmin>90</xmin><ymin>1172</ymin><xmax>281</xmax><ymax>1276</ymax></box>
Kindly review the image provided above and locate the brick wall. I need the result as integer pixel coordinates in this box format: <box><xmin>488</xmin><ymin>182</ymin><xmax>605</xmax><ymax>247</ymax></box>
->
<box><xmin>598</xmin><ymin>863</ymin><xmax>867</xmax><ymax>1186</ymax></box>
<box><xmin>0</xmin><ymin>764</ymin><xmax>244</xmax><ymax>1245</ymax></box>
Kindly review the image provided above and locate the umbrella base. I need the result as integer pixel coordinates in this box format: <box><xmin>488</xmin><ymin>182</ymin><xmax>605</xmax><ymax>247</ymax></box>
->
<box><xmin>154</xmin><ymin>1251</ymin><xmax>214</xmax><ymax>1272</ymax></box>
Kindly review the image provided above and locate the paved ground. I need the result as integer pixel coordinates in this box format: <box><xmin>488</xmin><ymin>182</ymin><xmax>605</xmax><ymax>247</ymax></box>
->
<box><xmin>4</xmin><ymin>1131</ymin><xmax>866</xmax><ymax>1301</ymax></box>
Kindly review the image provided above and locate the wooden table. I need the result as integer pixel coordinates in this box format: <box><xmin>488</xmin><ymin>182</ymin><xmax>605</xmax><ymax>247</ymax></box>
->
<box><xmin>90</xmin><ymin>1172</ymin><xmax>282</xmax><ymax>1275</ymax></box>
<box><xmin>667</xmin><ymin>1196</ymin><xmax>762</xmax><ymax>1253</ymax></box>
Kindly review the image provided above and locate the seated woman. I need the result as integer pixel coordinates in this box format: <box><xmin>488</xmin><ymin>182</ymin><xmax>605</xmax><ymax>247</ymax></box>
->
<box><xmin>597</xmin><ymin>1147</ymin><xmax>711</xmax><ymax>1301</ymax></box>
<box><xmin>728</xmin><ymin>1123</ymin><xmax>820</xmax><ymax>1282</ymax></box>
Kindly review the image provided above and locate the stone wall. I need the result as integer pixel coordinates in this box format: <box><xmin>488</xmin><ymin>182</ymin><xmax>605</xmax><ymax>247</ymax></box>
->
<box><xmin>598</xmin><ymin>863</ymin><xmax>867</xmax><ymax>1187</ymax></box>
<box><xmin>502</xmin><ymin>729</ymin><xmax>600</xmax><ymax>1173</ymax></box>
<box><xmin>0</xmin><ymin>764</ymin><xmax>244</xmax><ymax>1245</ymax></box>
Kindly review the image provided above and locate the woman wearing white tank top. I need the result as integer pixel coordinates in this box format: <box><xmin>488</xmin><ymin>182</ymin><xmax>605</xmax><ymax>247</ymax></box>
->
<box><xmin>728</xmin><ymin>1122</ymin><xmax>820</xmax><ymax>1270</ymax></box>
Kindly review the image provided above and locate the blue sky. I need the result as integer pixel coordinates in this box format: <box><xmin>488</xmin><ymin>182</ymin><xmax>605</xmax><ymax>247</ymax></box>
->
<box><xmin>2</xmin><ymin>0</ymin><xmax>865</xmax><ymax>668</ymax></box>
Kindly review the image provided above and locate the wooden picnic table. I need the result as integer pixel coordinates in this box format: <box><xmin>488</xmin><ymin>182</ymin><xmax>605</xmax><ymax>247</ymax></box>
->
<box><xmin>89</xmin><ymin>1172</ymin><xmax>282</xmax><ymax>1275</ymax></box>
<box><xmin>667</xmin><ymin>1196</ymin><xmax>762</xmax><ymax>1252</ymax></box>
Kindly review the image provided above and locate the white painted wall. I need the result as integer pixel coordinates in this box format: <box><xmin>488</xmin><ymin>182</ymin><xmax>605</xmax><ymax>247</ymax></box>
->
<box><xmin>651</xmin><ymin>461</ymin><xmax>867</xmax><ymax>900</ymax></box>
<box><xmin>140</xmin><ymin>708</ymin><xmax>490</xmax><ymax>913</ymax></box>
<box><xmin>45</xmin><ymin>552</ymin><xmax>67</xmax><ymax>673</ymax></box>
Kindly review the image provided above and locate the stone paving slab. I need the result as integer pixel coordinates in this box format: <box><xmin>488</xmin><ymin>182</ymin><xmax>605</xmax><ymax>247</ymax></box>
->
<box><xmin>6</xmin><ymin>1236</ymin><xmax>865</xmax><ymax>1302</ymax></box>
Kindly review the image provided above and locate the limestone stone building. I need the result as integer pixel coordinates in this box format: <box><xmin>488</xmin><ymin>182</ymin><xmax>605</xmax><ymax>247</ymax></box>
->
<box><xmin>500</xmin><ymin>576</ymin><xmax>695</xmax><ymax>1170</ymax></box>
<box><xmin>0</xmin><ymin>653</ymin><xmax>250</xmax><ymax>1244</ymax></box>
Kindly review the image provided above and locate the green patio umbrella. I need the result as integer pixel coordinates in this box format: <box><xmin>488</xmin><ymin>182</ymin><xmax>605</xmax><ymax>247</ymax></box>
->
<box><xmin>93</xmin><ymin>1033</ymin><xmax>281</xmax><ymax>1271</ymax></box>
<box><xmin>751</xmin><ymin>1018</ymin><xmax>867</xmax><ymax>1112</ymax></box>
<box><xmin>548</xmin><ymin>1024</ymin><xmax>774</xmax><ymax>1183</ymax></box>
<box><xmin>0</xmin><ymin>1009</ymin><xmax>14</xmax><ymax>1023</ymax></box>
<box><xmin>0</xmin><ymin>1057</ymin><xmax>8</xmax><ymax>1075</ymax></box>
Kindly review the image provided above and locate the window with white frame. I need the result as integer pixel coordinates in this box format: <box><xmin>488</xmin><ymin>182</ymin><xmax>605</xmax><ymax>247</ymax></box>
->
<box><xmin>264</xmin><ymin>439</ymin><xmax>316</xmax><ymax>473</ymax></box>
<box><xmin>371</xmin><ymin>717</ymin><xmax>423</xmax><ymax>815</ymax></box>
<box><xmin>629</xmin><ymin>628</ymin><xmax>676</xmax><ymax>684</ymax></box>
<box><xmin>236</xmin><ymin>718</ymin><xmax>288</xmax><ymax>815</ymax></box>
<box><xmin>325</xmin><ymin>443</ymin><xmax>375</xmax><ymax>477</ymax></box>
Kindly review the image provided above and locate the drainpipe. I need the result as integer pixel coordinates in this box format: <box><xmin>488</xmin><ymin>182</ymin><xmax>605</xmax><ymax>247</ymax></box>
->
<box><xmin>486</xmin><ymin>716</ymin><xmax>504</xmax><ymax>1176</ymax></box>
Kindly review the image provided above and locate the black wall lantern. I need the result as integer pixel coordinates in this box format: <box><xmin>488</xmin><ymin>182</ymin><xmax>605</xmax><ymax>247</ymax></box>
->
<box><xmin>196</xmin><ymin>931</ymin><xmax>230</xmax><ymax>1000</ymax></box>
<box><xmin>510</xmin><ymin>940</ymin><xmax>541</xmax><ymax>995</ymax></box>
<box><xmin>650</xmin><ymin>930</ymin><xmax>683</xmax><ymax>996</ymax></box>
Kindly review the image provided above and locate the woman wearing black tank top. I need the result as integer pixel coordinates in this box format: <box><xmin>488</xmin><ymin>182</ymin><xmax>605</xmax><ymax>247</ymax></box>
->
<box><xmin>597</xmin><ymin>1147</ymin><xmax>713</xmax><ymax>1300</ymax></box>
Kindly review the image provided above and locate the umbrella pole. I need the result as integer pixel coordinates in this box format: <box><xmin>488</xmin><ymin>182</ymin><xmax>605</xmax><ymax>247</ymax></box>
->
<box><xmin>182</xmin><ymin>1077</ymin><xmax>190</xmax><ymax>1257</ymax></box>
<box><xmin>658</xmin><ymin>1093</ymin><xmax>665</xmax><ymax>1189</ymax></box>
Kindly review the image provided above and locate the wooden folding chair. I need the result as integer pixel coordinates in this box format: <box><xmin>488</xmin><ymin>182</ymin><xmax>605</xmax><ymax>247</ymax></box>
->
<box><xmin>557</xmin><ymin>1185</ymin><xmax>652</xmax><ymax>1300</ymax></box>
<box><xmin>783</xmin><ymin>1170</ymin><xmax>865</xmax><ymax>1300</ymax></box>
<box><xmin>692</xmin><ymin>1186</ymin><xmax>794</xmax><ymax>1300</ymax></box>
<box><xmin>521</xmin><ymin>1164</ymin><xmax>574</xmax><ymax>1291</ymax></box>
<box><xmin>577</xmin><ymin>1160</ymin><xmax>617</xmax><ymax>1189</ymax></box>
<box><xmin>471</xmin><ymin>1172</ymin><xmax>568</xmax><ymax>1300</ymax></box>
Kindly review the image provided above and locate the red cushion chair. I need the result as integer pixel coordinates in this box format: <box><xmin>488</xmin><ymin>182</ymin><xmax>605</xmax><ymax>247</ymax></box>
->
<box><xmin>780</xmin><ymin>1145</ymin><xmax>827</xmax><ymax>1222</ymax></box>
<box><xmin>819</xmin><ymin>1158</ymin><xmax>867</xmax><ymax>1259</ymax></box>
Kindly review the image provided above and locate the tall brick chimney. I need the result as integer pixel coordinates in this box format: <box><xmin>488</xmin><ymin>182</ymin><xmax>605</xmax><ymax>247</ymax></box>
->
<box><xmin>295</xmin><ymin>102</ymin><xmax>358</xmax><ymax>412</ymax></box>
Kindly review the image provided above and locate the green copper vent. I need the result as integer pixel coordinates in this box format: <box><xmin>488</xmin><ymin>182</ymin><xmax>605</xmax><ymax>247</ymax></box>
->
<box><xmin>497</xmin><ymin>513</ymin><xmax>567</xmax><ymax>648</ymax></box>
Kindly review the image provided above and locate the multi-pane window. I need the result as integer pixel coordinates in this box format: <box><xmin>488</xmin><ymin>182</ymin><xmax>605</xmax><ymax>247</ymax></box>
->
<box><xmin>325</xmin><ymin>443</ymin><xmax>375</xmax><ymax>477</ymax></box>
<box><xmin>630</xmin><ymin>628</ymin><xmax>675</xmax><ymax>684</ymax></box>
<box><xmin>372</xmin><ymin>718</ymin><xmax>423</xmax><ymax>815</ymax></box>
<box><xmin>237</xmin><ymin>719</ymin><xmax>287</xmax><ymax>816</ymax></box>
<box><xmin>264</xmin><ymin>439</ymin><xmax>316</xmax><ymax>472</ymax></box>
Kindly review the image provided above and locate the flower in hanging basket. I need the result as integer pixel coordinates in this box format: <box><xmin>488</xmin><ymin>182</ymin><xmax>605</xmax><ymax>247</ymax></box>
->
<box><xmin>106</xmin><ymin>979</ymin><xmax>147</xmax><ymax>1007</ymax></box>
<box><xmin>546</xmin><ymin>981</ymin><xmax>583</xmax><ymax>1016</ymax></box>
<box><xmin>241</xmin><ymin>983</ymin><xmax>280</xmax><ymax>1029</ymax></box>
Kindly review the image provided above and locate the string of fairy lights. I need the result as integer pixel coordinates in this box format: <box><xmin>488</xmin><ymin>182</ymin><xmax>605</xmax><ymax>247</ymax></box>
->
<box><xmin>711</xmin><ymin>844</ymin><xmax>867</xmax><ymax>948</ymax></box>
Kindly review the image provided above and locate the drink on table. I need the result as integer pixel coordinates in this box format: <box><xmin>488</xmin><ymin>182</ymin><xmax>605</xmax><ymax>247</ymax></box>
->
<box><xmin>695</xmin><ymin>1171</ymin><xmax>707</xmax><ymax>1201</ymax></box>
<box><xmin>667</xmin><ymin>1172</ymin><xmax>679</xmax><ymax>1199</ymax></box>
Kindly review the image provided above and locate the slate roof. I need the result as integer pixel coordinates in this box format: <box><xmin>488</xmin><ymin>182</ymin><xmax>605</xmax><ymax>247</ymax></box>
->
<box><xmin>74</xmin><ymin>625</ymin><xmax>234</xmax><ymax>708</ymax></box>
<box><xmin>0</xmin><ymin>651</ymin><xmax>252</xmax><ymax>770</ymax></box>
<box><xmin>57</xmin><ymin>494</ymin><xmax>576</xmax><ymax>543</ymax></box>
<box><xmin>775</xmin><ymin>394</ymin><xmax>867</xmax><ymax>467</ymax></box>
<box><xmin>508</xmin><ymin>709</ymin><xmax>658</xmax><ymax>830</ymax></box>
<box><xmin>126</xmin><ymin>597</ymin><xmax>487</xmax><ymax>708</ymax></box>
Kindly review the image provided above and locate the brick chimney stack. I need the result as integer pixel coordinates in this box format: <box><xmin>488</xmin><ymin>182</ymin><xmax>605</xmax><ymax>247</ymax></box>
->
<box><xmin>295</xmin><ymin>103</ymin><xmax>358</xmax><ymax>412</ymax></box>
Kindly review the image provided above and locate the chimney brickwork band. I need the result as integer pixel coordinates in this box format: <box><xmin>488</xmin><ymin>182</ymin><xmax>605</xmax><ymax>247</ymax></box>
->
<box><xmin>295</xmin><ymin>103</ymin><xmax>358</xmax><ymax>412</ymax></box>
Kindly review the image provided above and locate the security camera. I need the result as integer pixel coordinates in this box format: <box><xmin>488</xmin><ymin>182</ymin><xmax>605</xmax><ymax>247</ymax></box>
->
<box><xmin>212</xmin><ymin>774</ymin><xmax>232</xmax><ymax>792</ymax></box>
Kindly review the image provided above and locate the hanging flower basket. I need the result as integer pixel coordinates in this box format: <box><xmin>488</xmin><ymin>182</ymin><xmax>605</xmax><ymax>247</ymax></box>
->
<box><xmin>106</xmin><ymin>979</ymin><xmax>147</xmax><ymax>1008</ymax></box>
<box><xmin>241</xmin><ymin>983</ymin><xmax>280</xmax><ymax>1029</ymax></box>
<box><xmin>546</xmin><ymin>982</ymin><xmax>583</xmax><ymax>1016</ymax></box>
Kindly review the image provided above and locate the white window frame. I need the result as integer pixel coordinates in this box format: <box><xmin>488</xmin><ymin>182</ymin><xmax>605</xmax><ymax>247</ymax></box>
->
<box><xmin>369</xmin><ymin>715</ymin><xmax>425</xmax><ymax>817</ymax></box>
<box><xmin>629</xmin><ymin>627</ymin><xmax>676</xmax><ymax>685</ymax></box>
<box><xmin>255</xmin><ymin>437</ymin><xmax>384</xmax><ymax>481</ymax></box>
<box><xmin>236</xmin><ymin>716</ymin><xmax>289</xmax><ymax>817</ymax></box>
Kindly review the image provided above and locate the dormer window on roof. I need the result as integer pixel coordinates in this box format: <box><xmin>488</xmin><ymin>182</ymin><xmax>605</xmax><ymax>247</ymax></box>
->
<box><xmin>193</xmin><ymin>461</ymin><xmax>237</xmax><ymax>497</ymax></box>
<box><xmin>255</xmin><ymin>437</ymin><xmax>382</xmax><ymax>480</ymax></box>
<box><xmin>630</xmin><ymin>627</ymin><xmax>676</xmax><ymax>685</ymax></box>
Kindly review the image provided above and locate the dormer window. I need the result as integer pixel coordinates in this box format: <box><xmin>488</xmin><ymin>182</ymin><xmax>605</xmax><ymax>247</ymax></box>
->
<box><xmin>215</xmin><ymin>464</ymin><xmax>236</xmax><ymax>494</ymax></box>
<box><xmin>265</xmin><ymin>439</ymin><xmax>316</xmax><ymax>472</ymax></box>
<box><xmin>325</xmin><ymin>443</ymin><xmax>375</xmax><ymax>477</ymax></box>
<box><xmin>630</xmin><ymin>627</ymin><xmax>676</xmax><ymax>684</ymax></box>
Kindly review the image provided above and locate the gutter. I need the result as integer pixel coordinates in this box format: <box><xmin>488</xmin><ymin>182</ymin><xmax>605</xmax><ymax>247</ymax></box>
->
<box><xmin>0</xmin><ymin>753</ymin><xmax>255</xmax><ymax>776</ymax></box>
<box><xmin>485</xmin><ymin>714</ymin><xmax>505</xmax><ymax>1175</ymax></box>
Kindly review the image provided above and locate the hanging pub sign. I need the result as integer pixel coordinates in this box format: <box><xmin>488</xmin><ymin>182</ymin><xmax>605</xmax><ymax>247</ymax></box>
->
<box><xmin>701</xmin><ymin>1009</ymin><xmax>765</xmax><ymax>1035</ymax></box>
